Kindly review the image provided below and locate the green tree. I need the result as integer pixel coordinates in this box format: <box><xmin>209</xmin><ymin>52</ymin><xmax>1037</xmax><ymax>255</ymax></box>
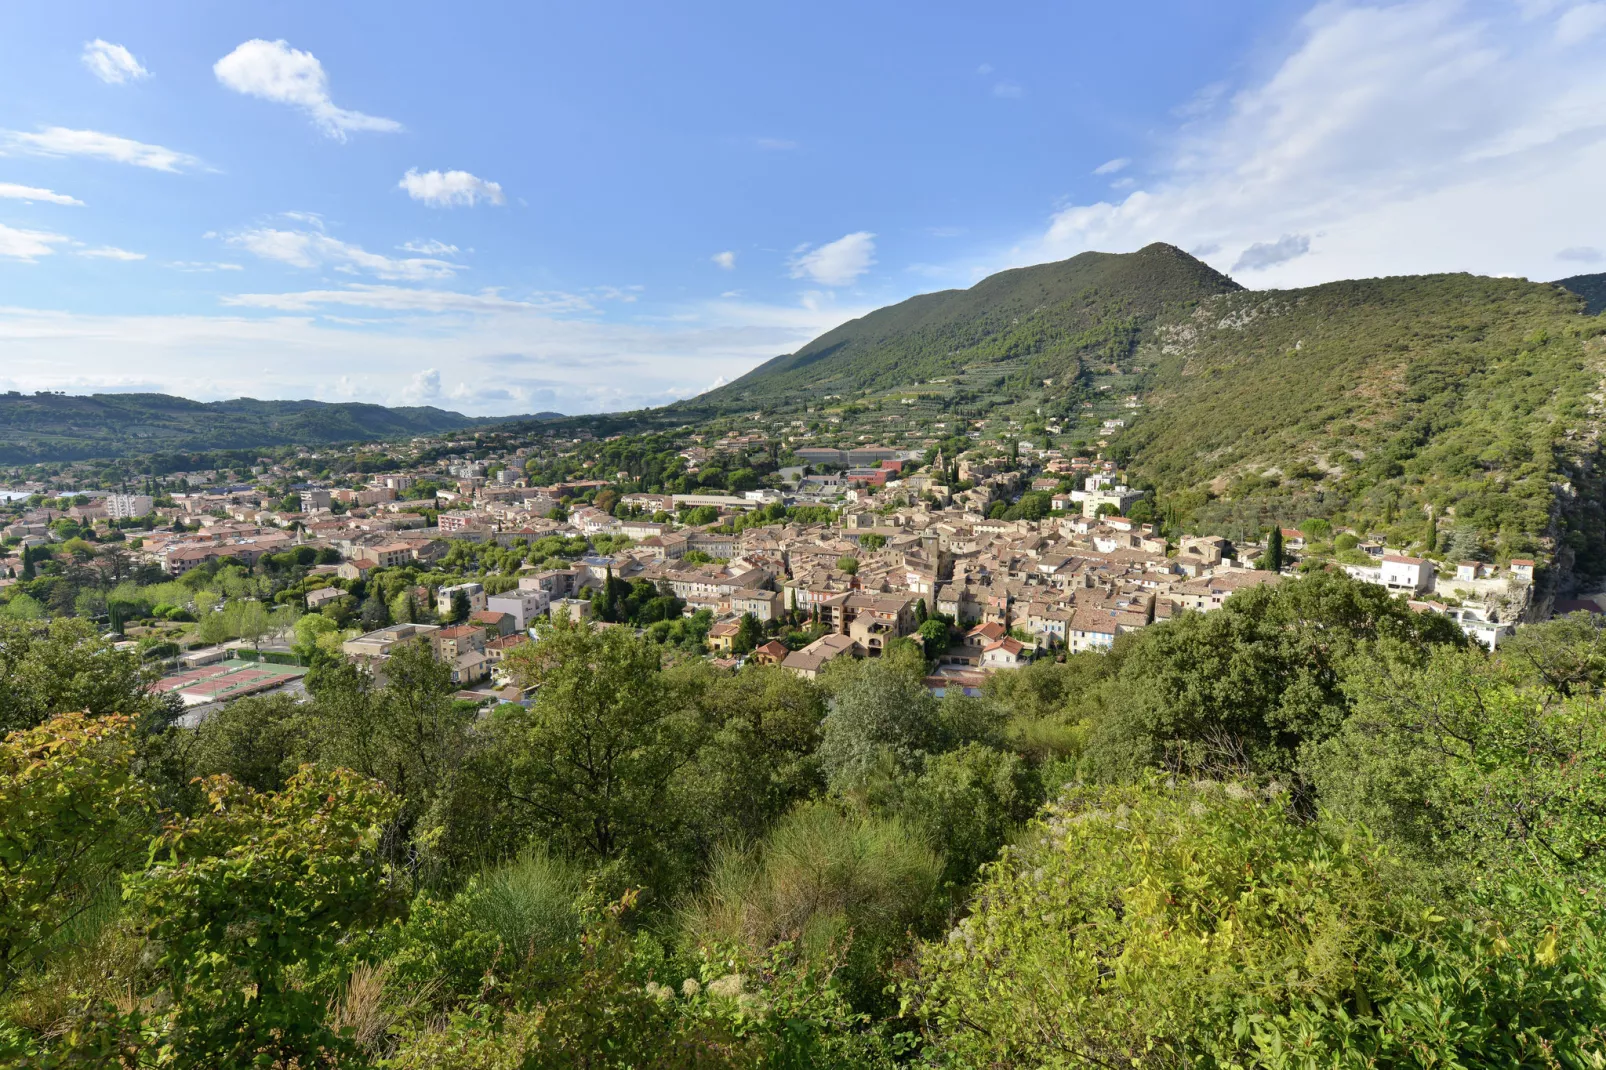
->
<box><xmin>732</xmin><ymin>612</ymin><xmax>763</xmax><ymax>655</ymax></box>
<box><xmin>0</xmin><ymin>618</ymin><xmax>164</xmax><ymax>734</ymax></box>
<box><xmin>0</xmin><ymin>712</ymin><xmax>148</xmax><ymax>988</ymax></box>
<box><xmin>450</xmin><ymin>588</ymin><xmax>471</xmax><ymax>624</ymax></box>
<box><xmin>495</xmin><ymin>617</ymin><xmax>697</xmax><ymax>878</ymax></box>
<box><xmin>817</xmin><ymin>658</ymin><xmax>942</xmax><ymax>790</ymax></box>
<box><xmin>359</xmin><ymin>589</ymin><xmax>391</xmax><ymax>630</ymax></box>
<box><xmin>835</xmin><ymin>555</ymin><xmax>859</xmax><ymax>576</ymax></box>
<box><xmin>1264</xmin><ymin>525</ymin><xmax>1285</xmax><ymax>571</ymax></box>
<box><xmin>917</xmin><ymin>618</ymin><xmax>950</xmax><ymax>652</ymax></box>
<box><xmin>124</xmin><ymin>766</ymin><xmax>401</xmax><ymax>1065</ymax></box>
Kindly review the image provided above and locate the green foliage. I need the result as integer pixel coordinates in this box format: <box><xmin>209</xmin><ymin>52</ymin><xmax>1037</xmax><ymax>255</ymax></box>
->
<box><xmin>0</xmin><ymin>713</ymin><xmax>147</xmax><ymax>989</ymax></box>
<box><xmin>817</xmin><ymin>659</ymin><xmax>942</xmax><ymax>789</ymax></box>
<box><xmin>0</xmin><ymin>619</ymin><xmax>163</xmax><ymax>734</ymax></box>
<box><xmin>914</xmin><ymin>778</ymin><xmax>1606</xmax><ymax>1068</ymax></box>
<box><xmin>1079</xmin><ymin>572</ymin><xmax>1465</xmax><ymax>781</ymax></box>
<box><xmin>680</xmin><ymin>801</ymin><xmax>943</xmax><ymax>1012</ymax></box>
<box><xmin>122</xmin><ymin>766</ymin><xmax>401</xmax><ymax>1065</ymax></box>
<box><xmin>1310</xmin><ymin>630</ymin><xmax>1606</xmax><ymax>887</ymax></box>
<box><xmin>494</xmin><ymin>617</ymin><xmax>697</xmax><ymax>880</ymax></box>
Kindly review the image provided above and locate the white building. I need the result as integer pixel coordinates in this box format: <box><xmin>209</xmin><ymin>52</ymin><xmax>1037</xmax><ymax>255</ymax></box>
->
<box><xmin>487</xmin><ymin>589</ymin><xmax>549</xmax><ymax>631</ymax></box>
<box><xmin>436</xmin><ymin>582</ymin><xmax>487</xmax><ymax>618</ymax></box>
<box><xmin>106</xmin><ymin>493</ymin><xmax>154</xmax><ymax>519</ymax></box>
<box><xmin>1380</xmin><ymin>555</ymin><xmax>1435</xmax><ymax>593</ymax></box>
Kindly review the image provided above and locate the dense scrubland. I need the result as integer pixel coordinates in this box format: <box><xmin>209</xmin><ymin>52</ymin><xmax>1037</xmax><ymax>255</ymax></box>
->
<box><xmin>5</xmin><ymin>572</ymin><xmax>1606</xmax><ymax>1066</ymax></box>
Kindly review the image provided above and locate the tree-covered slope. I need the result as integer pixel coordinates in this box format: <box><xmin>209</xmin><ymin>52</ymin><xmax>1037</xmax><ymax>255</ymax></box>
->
<box><xmin>0</xmin><ymin>392</ymin><xmax>560</xmax><ymax>464</ymax></box>
<box><xmin>701</xmin><ymin>242</ymin><xmax>1241</xmax><ymax>407</ymax></box>
<box><xmin>1119</xmin><ymin>274</ymin><xmax>1606</xmax><ymax>568</ymax></box>
<box><xmin>1556</xmin><ymin>271</ymin><xmax>1606</xmax><ymax>315</ymax></box>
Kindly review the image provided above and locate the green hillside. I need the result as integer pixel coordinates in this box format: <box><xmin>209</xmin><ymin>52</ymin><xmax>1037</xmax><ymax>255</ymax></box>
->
<box><xmin>1118</xmin><ymin>274</ymin><xmax>1606</xmax><ymax>570</ymax></box>
<box><xmin>0</xmin><ymin>392</ymin><xmax>559</xmax><ymax>464</ymax></box>
<box><xmin>1556</xmin><ymin>271</ymin><xmax>1606</xmax><ymax>315</ymax></box>
<box><xmin>702</xmin><ymin>242</ymin><xmax>1240</xmax><ymax>407</ymax></box>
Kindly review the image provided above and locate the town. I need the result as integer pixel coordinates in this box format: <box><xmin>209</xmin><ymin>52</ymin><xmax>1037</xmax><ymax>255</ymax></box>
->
<box><xmin>0</xmin><ymin>409</ymin><xmax>1558</xmax><ymax>718</ymax></box>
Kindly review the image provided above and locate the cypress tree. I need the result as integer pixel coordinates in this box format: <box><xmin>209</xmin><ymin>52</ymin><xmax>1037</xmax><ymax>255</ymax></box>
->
<box><xmin>1267</xmin><ymin>527</ymin><xmax>1285</xmax><ymax>572</ymax></box>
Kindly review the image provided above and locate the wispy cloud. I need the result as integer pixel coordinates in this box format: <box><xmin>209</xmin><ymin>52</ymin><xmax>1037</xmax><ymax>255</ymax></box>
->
<box><xmin>712</xmin><ymin>250</ymin><xmax>736</xmax><ymax>269</ymax></box>
<box><xmin>0</xmin><ymin>182</ymin><xmax>82</xmax><ymax>206</ymax></box>
<box><xmin>214</xmin><ymin>39</ymin><xmax>401</xmax><ymax>140</ymax></box>
<box><xmin>1016</xmin><ymin>0</ymin><xmax>1606</xmax><ymax>285</ymax></box>
<box><xmin>1231</xmin><ymin>234</ymin><xmax>1311</xmax><ymax>273</ymax></box>
<box><xmin>398</xmin><ymin>168</ymin><xmax>504</xmax><ymax>207</ymax></box>
<box><xmin>1</xmin><ymin>127</ymin><xmax>201</xmax><ymax>172</ymax></box>
<box><xmin>82</xmin><ymin>40</ymin><xmax>150</xmax><ymax>84</ymax></box>
<box><xmin>224</xmin><ymin>226</ymin><xmax>462</xmax><ymax>280</ymax></box>
<box><xmin>1557</xmin><ymin>245</ymin><xmax>1603</xmax><ymax>263</ymax></box>
<box><xmin>79</xmin><ymin>246</ymin><xmax>145</xmax><ymax>261</ymax></box>
<box><xmin>0</xmin><ymin>224</ymin><xmax>70</xmax><ymax>262</ymax></box>
<box><xmin>220</xmin><ymin>284</ymin><xmax>581</xmax><ymax>314</ymax></box>
<box><xmin>755</xmin><ymin>137</ymin><xmax>798</xmax><ymax>151</ymax></box>
<box><xmin>168</xmin><ymin>261</ymin><xmax>244</xmax><ymax>272</ymax></box>
<box><xmin>788</xmin><ymin>231</ymin><xmax>877</xmax><ymax>286</ymax></box>
<box><xmin>1092</xmin><ymin>157</ymin><xmax>1130</xmax><ymax>175</ymax></box>
<box><xmin>992</xmin><ymin>81</ymin><xmax>1024</xmax><ymax>99</ymax></box>
<box><xmin>400</xmin><ymin>239</ymin><xmax>459</xmax><ymax>255</ymax></box>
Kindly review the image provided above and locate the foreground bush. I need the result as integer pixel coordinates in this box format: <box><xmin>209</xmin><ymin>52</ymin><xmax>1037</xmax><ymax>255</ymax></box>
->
<box><xmin>913</xmin><ymin>779</ymin><xmax>1606</xmax><ymax>1067</ymax></box>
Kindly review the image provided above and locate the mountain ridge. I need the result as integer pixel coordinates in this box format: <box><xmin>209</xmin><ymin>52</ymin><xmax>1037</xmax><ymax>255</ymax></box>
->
<box><xmin>0</xmin><ymin>391</ymin><xmax>561</xmax><ymax>464</ymax></box>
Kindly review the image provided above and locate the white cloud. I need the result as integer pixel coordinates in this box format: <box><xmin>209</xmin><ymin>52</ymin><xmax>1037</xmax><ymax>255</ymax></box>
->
<box><xmin>79</xmin><ymin>246</ymin><xmax>145</xmax><ymax>261</ymax></box>
<box><xmin>1</xmin><ymin>127</ymin><xmax>200</xmax><ymax>172</ymax></box>
<box><xmin>788</xmin><ymin>231</ymin><xmax>877</xmax><ymax>287</ymax></box>
<box><xmin>404</xmin><ymin>368</ymin><xmax>442</xmax><ymax>403</ymax></box>
<box><xmin>398</xmin><ymin>169</ymin><xmax>504</xmax><ymax>207</ymax></box>
<box><xmin>224</xmin><ymin>227</ymin><xmax>462</xmax><ymax>280</ymax></box>
<box><xmin>976</xmin><ymin>63</ymin><xmax>994</xmax><ymax>75</ymax></box>
<box><xmin>169</xmin><ymin>261</ymin><xmax>244</xmax><ymax>272</ymax></box>
<box><xmin>0</xmin><ymin>224</ymin><xmax>69</xmax><ymax>261</ymax></box>
<box><xmin>0</xmin><ymin>289</ymin><xmax>873</xmax><ymax>416</ymax></box>
<box><xmin>213</xmin><ymin>39</ymin><xmax>402</xmax><ymax>140</ymax></box>
<box><xmin>221</xmin><ymin>284</ymin><xmax>573</xmax><ymax>313</ymax></box>
<box><xmin>82</xmin><ymin>40</ymin><xmax>150</xmax><ymax>84</ymax></box>
<box><xmin>1014</xmin><ymin>0</ymin><xmax>1606</xmax><ymax>286</ymax></box>
<box><xmin>712</xmin><ymin>250</ymin><xmax>736</xmax><ymax>269</ymax></box>
<box><xmin>1093</xmin><ymin>157</ymin><xmax>1130</xmax><ymax>175</ymax></box>
<box><xmin>1555</xmin><ymin>2</ymin><xmax>1606</xmax><ymax>44</ymax></box>
<box><xmin>400</xmin><ymin>239</ymin><xmax>459</xmax><ymax>255</ymax></box>
<box><xmin>993</xmin><ymin>81</ymin><xmax>1024</xmax><ymax>98</ymax></box>
<box><xmin>0</xmin><ymin>182</ymin><xmax>82</xmax><ymax>206</ymax></box>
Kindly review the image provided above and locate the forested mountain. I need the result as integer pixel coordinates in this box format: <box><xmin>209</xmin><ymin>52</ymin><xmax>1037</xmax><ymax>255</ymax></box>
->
<box><xmin>1118</xmin><ymin>273</ymin><xmax>1606</xmax><ymax>576</ymax></box>
<box><xmin>0</xmin><ymin>393</ymin><xmax>560</xmax><ymax>464</ymax></box>
<box><xmin>688</xmin><ymin>249</ymin><xmax>1606</xmax><ymax>585</ymax></box>
<box><xmin>702</xmin><ymin>242</ymin><xmax>1241</xmax><ymax>405</ymax></box>
<box><xmin>1557</xmin><ymin>270</ymin><xmax>1606</xmax><ymax>315</ymax></box>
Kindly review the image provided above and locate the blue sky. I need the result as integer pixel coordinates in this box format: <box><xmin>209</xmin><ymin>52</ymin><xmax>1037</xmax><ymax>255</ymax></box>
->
<box><xmin>3</xmin><ymin>1</ymin><xmax>1605</xmax><ymax>415</ymax></box>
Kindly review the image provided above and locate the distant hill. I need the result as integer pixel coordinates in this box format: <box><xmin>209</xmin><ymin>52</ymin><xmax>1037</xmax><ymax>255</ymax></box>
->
<box><xmin>701</xmin><ymin>243</ymin><xmax>1241</xmax><ymax>407</ymax></box>
<box><xmin>1555</xmin><ymin>271</ymin><xmax>1606</xmax><ymax>315</ymax></box>
<box><xmin>0</xmin><ymin>392</ymin><xmax>561</xmax><ymax>464</ymax></box>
